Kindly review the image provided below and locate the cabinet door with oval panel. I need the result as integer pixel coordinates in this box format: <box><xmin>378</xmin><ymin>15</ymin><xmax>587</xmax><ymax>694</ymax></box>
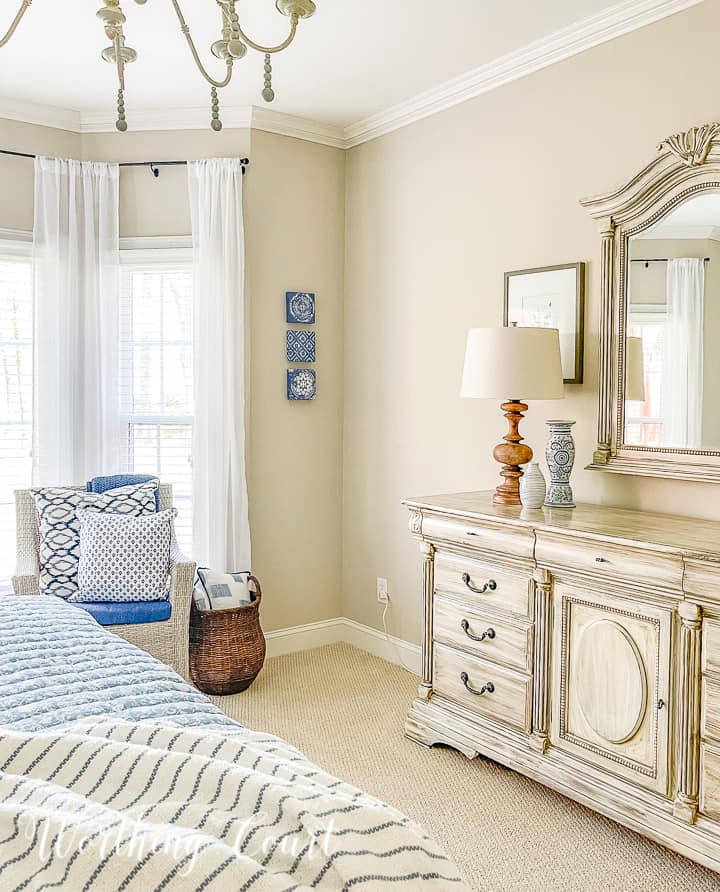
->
<box><xmin>551</xmin><ymin>583</ymin><xmax>672</xmax><ymax>795</ymax></box>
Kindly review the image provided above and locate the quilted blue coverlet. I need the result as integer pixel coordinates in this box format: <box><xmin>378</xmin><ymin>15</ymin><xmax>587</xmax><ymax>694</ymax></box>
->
<box><xmin>0</xmin><ymin>596</ymin><xmax>238</xmax><ymax>732</ymax></box>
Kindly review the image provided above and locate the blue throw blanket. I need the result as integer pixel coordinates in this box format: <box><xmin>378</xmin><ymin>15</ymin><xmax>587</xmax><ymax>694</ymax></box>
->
<box><xmin>0</xmin><ymin>596</ymin><xmax>237</xmax><ymax>732</ymax></box>
<box><xmin>87</xmin><ymin>473</ymin><xmax>160</xmax><ymax>509</ymax></box>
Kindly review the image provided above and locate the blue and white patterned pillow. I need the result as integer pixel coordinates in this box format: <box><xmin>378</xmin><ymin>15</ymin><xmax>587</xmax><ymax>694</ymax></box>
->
<box><xmin>32</xmin><ymin>481</ymin><xmax>159</xmax><ymax>598</ymax></box>
<box><xmin>72</xmin><ymin>508</ymin><xmax>177</xmax><ymax>603</ymax></box>
<box><xmin>196</xmin><ymin>568</ymin><xmax>253</xmax><ymax>610</ymax></box>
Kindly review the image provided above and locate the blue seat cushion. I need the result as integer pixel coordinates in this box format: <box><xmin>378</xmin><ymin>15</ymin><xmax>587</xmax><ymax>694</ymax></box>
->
<box><xmin>70</xmin><ymin>600</ymin><xmax>172</xmax><ymax>626</ymax></box>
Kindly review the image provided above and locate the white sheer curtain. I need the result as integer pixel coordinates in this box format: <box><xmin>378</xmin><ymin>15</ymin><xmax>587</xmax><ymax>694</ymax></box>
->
<box><xmin>33</xmin><ymin>156</ymin><xmax>122</xmax><ymax>485</ymax></box>
<box><xmin>187</xmin><ymin>158</ymin><xmax>250</xmax><ymax>571</ymax></box>
<box><xmin>662</xmin><ymin>257</ymin><xmax>705</xmax><ymax>448</ymax></box>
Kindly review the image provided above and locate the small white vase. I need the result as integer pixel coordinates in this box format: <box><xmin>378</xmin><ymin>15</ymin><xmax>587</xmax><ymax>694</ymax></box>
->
<box><xmin>519</xmin><ymin>463</ymin><xmax>546</xmax><ymax>510</ymax></box>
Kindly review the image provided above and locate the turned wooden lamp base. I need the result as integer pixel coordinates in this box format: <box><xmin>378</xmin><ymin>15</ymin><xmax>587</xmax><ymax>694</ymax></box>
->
<box><xmin>492</xmin><ymin>400</ymin><xmax>533</xmax><ymax>506</ymax></box>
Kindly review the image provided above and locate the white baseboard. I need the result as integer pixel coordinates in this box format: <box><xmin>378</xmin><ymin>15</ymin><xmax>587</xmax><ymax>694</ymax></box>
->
<box><xmin>264</xmin><ymin>617</ymin><xmax>343</xmax><ymax>658</ymax></box>
<box><xmin>265</xmin><ymin>616</ymin><xmax>421</xmax><ymax>676</ymax></box>
<box><xmin>340</xmin><ymin>618</ymin><xmax>421</xmax><ymax>676</ymax></box>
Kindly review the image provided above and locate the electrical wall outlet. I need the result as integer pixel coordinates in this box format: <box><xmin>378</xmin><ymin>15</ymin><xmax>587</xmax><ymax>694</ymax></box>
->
<box><xmin>376</xmin><ymin>576</ymin><xmax>389</xmax><ymax>603</ymax></box>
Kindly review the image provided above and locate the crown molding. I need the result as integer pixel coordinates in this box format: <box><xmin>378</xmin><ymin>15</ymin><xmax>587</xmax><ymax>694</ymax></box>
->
<box><xmin>0</xmin><ymin>0</ymin><xmax>703</xmax><ymax>150</ymax></box>
<box><xmin>343</xmin><ymin>0</ymin><xmax>703</xmax><ymax>147</ymax></box>
<box><xmin>79</xmin><ymin>105</ymin><xmax>254</xmax><ymax>133</ymax></box>
<box><xmin>250</xmin><ymin>107</ymin><xmax>345</xmax><ymax>148</ymax></box>
<box><xmin>0</xmin><ymin>100</ymin><xmax>345</xmax><ymax>147</ymax></box>
<box><xmin>0</xmin><ymin>96</ymin><xmax>80</xmax><ymax>132</ymax></box>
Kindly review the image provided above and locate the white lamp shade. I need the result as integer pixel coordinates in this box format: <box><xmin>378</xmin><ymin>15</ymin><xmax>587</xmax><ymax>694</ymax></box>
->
<box><xmin>625</xmin><ymin>336</ymin><xmax>646</xmax><ymax>402</ymax></box>
<box><xmin>461</xmin><ymin>326</ymin><xmax>564</xmax><ymax>401</ymax></box>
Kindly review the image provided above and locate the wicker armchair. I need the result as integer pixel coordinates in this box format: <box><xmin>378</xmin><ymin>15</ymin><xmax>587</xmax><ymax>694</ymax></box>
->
<box><xmin>12</xmin><ymin>483</ymin><xmax>195</xmax><ymax>680</ymax></box>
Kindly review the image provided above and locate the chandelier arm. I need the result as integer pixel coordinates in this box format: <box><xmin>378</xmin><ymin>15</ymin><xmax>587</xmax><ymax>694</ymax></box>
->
<box><xmin>215</xmin><ymin>0</ymin><xmax>299</xmax><ymax>54</ymax></box>
<box><xmin>233</xmin><ymin>16</ymin><xmax>299</xmax><ymax>54</ymax></box>
<box><xmin>169</xmin><ymin>0</ymin><xmax>234</xmax><ymax>88</ymax></box>
<box><xmin>114</xmin><ymin>35</ymin><xmax>126</xmax><ymax>90</ymax></box>
<box><xmin>0</xmin><ymin>0</ymin><xmax>32</xmax><ymax>49</ymax></box>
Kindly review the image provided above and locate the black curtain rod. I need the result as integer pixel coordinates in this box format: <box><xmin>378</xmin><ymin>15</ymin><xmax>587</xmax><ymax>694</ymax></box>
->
<box><xmin>631</xmin><ymin>257</ymin><xmax>710</xmax><ymax>263</ymax></box>
<box><xmin>0</xmin><ymin>149</ymin><xmax>249</xmax><ymax>176</ymax></box>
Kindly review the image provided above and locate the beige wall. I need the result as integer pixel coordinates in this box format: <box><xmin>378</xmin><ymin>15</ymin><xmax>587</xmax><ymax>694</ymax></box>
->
<box><xmin>0</xmin><ymin>119</ymin><xmax>79</xmax><ymax>231</ymax></box>
<box><xmin>628</xmin><ymin>239</ymin><xmax>710</xmax><ymax>305</ymax></box>
<box><xmin>80</xmin><ymin>129</ymin><xmax>253</xmax><ymax>237</ymax></box>
<box><xmin>243</xmin><ymin>130</ymin><xmax>345</xmax><ymax>632</ymax></box>
<box><xmin>343</xmin><ymin>1</ymin><xmax>720</xmax><ymax>643</ymax></box>
<box><xmin>0</xmin><ymin>120</ymin><xmax>345</xmax><ymax>633</ymax></box>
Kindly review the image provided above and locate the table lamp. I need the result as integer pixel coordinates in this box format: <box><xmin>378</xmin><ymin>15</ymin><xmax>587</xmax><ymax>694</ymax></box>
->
<box><xmin>461</xmin><ymin>325</ymin><xmax>564</xmax><ymax>505</ymax></box>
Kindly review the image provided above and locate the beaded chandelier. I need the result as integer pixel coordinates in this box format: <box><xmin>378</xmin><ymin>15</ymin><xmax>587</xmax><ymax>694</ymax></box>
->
<box><xmin>0</xmin><ymin>0</ymin><xmax>317</xmax><ymax>131</ymax></box>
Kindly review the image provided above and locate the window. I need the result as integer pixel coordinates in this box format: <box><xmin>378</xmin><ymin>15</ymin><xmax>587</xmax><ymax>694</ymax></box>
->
<box><xmin>0</xmin><ymin>237</ymin><xmax>194</xmax><ymax>587</ymax></box>
<box><xmin>119</xmin><ymin>242</ymin><xmax>194</xmax><ymax>554</ymax></box>
<box><xmin>625</xmin><ymin>307</ymin><xmax>666</xmax><ymax>448</ymax></box>
<box><xmin>0</xmin><ymin>235</ymin><xmax>33</xmax><ymax>588</ymax></box>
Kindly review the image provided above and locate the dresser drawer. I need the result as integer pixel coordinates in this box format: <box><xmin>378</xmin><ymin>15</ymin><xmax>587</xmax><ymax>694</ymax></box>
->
<box><xmin>434</xmin><ymin>595</ymin><xmax>533</xmax><ymax>673</ymax></box>
<box><xmin>703</xmin><ymin>620</ymin><xmax>720</xmax><ymax>676</ymax></box>
<box><xmin>700</xmin><ymin>742</ymin><xmax>720</xmax><ymax>821</ymax></box>
<box><xmin>421</xmin><ymin>514</ymin><xmax>534</xmax><ymax>560</ymax></box>
<box><xmin>433</xmin><ymin>643</ymin><xmax>532</xmax><ymax>733</ymax></box>
<box><xmin>434</xmin><ymin>552</ymin><xmax>532</xmax><ymax>619</ymax></box>
<box><xmin>702</xmin><ymin>677</ymin><xmax>720</xmax><ymax>743</ymax></box>
<box><xmin>535</xmin><ymin>531</ymin><xmax>683</xmax><ymax>592</ymax></box>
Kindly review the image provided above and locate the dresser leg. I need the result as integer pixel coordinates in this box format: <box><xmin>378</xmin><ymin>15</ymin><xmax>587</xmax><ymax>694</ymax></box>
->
<box><xmin>405</xmin><ymin>700</ymin><xmax>480</xmax><ymax>760</ymax></box>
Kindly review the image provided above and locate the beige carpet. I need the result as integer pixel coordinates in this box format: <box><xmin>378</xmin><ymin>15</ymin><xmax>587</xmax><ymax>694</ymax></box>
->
<box><xmin>212</xmin><ymin>643</ymin><xmax>720</xmax><ymax>892</ymax></box>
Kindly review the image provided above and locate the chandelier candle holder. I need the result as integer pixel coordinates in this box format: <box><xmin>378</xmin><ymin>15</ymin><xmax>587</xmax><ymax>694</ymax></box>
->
<box><xmin>0</xmin><ymin>0</ymin><xmax>317</xmax><ymax>132</ymax></box>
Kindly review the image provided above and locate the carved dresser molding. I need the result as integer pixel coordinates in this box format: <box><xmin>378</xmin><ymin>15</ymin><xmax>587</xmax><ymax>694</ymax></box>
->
<box><xmin>404</xmin><ymin>491</ymin><xmax>720</xmax><ymax>872</ymax></box>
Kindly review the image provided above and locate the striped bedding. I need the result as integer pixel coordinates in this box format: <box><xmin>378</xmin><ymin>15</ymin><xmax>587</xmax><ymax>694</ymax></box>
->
<box><xmin>0</xmin><ymin>598</ymin><xmax>467</xmax><ymax>890</ymax></box>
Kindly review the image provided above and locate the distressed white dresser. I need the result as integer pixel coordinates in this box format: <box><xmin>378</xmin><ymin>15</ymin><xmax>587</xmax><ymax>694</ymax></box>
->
<box><xmin>404</xmin><ymin>491</ymin><xmax>720</xmax><ymax>871</ymax></box>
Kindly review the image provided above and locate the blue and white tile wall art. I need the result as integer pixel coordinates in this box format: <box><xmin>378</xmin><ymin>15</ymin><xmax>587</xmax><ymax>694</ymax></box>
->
<box><xmin>286</xmin><ymin>291</ymin><xmax>316</xmax><ymax>324</ymax></box>
<box><xmin>287</xmin><ymin>368</ymin><xmax>317</xmax><ymax>401</ymax></box>
<box><xmin>286</xmin><ymin>330</ymin><xmax>316</xmax><ymax>363</ymax></box>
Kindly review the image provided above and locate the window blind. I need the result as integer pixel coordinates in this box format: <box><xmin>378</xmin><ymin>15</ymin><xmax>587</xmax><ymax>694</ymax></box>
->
<box><xmin>119</xmin><ymin>248</ymin><xmax>194</xmax><ymax>555</ymax></box>
<box><xmin>0</xmin><ymin>242</ymin><xmax>33</xmax><ymax>588</ymax></box>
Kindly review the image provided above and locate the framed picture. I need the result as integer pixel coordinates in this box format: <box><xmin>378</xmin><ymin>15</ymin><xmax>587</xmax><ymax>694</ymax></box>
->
<box><xmin>504</xmin><ymin>262</ymin><xmax>585</xmax><ymax>384</ymax></box>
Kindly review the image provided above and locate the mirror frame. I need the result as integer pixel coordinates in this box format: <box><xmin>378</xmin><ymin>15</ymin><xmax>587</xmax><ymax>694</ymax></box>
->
<box><xmin>581</xmin><ymin>121</ymin><xmax>720</xmax><ymax>483</ymax></box>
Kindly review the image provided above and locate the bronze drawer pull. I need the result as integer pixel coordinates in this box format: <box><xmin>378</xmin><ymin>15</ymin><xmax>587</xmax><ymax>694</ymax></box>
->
<box><xmin>460</xmin><ymin>673</ymin><xmax>494</xmax><ymax>696</ymax></box>
<box><xmin>462</xmin><ymin>572</ymin><xmax>497</xmax><ymax>594</ymax></box>
<box><xmin>460</xmin><ymin>619</ymin><xmax>495</xmax><ymax>643</ymax></box>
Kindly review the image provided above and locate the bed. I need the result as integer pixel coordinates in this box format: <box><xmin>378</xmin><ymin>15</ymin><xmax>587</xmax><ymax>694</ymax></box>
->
<box><xmin>0</xmin><ymin>596</ymin><xmax>467</xmax><ymax>890</ymax></box>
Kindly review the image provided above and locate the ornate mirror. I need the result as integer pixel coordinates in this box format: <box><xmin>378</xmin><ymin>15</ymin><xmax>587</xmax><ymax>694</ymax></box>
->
<box><xmin>582</xmin><ymin>122</ymin><xmax>720</xmax><ymax>482</ymax></box>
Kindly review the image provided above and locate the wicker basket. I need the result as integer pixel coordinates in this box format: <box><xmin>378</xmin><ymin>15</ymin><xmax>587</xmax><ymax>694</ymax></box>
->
<box><xmin>189</xmin><ymin>575</ymin><xmax>266</xmax><ymax>695</ymax></box>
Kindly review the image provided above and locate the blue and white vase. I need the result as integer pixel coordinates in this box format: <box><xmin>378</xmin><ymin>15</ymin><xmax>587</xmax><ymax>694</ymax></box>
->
<box><xmin>519</xmin><ymin>463</ymin><xmax>546</xmax><ymax>510</ymax></box>
<box><xmin>545</xmin><ymin>420</ymin><xmax>576</xmax><ymax>508</ymax></box>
